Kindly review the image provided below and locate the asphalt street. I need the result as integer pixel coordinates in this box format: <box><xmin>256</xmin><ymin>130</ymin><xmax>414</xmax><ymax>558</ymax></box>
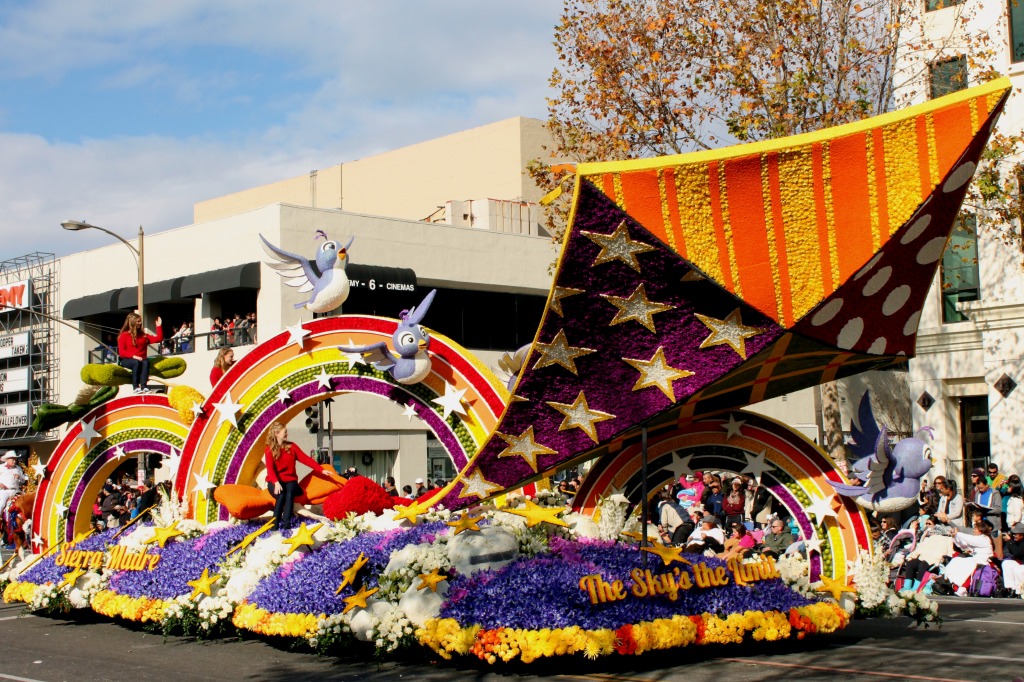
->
<box><xmin>0</xmin><ymin>596</ymin><xmax>1021</xmax><ymax>682</ymax></box>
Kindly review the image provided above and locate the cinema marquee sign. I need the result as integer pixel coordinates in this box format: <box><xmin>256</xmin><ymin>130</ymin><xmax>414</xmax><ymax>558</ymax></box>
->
<box><xmin>0</xmin><ymin>279</ymin><xmax>31</xmax><ymax>311</ymax></box>
<box><xmin>55</xmin><ymin>543</ymin><xmax>161</xmax><ymax>571</ymax></box>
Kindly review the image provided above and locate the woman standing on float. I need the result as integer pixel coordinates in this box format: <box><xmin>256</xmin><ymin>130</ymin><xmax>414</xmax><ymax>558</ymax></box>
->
<box><xmin>117</xmin><ymin>313</ymin><xmax>162</xmax><ymax>394</ymax></box>
<box><xmin>264</xmin><ymin>421</ymin><xmax>328</xmax><ymax>530</ymax></box>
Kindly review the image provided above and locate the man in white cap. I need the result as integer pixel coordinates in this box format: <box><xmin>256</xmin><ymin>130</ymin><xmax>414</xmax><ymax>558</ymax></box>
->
<box><xmin>414</xmin><ymin>478</ymin><xmax>426</xmax><ymax>498</ymax></box>
<box><xmin>0</xmin><ymin>451</ymin><xmax>27</xmax><ymax>515</ymax></box>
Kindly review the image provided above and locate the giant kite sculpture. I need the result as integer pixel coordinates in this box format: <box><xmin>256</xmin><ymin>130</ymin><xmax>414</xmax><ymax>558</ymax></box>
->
<box><xmin>7</xmin><ymin>79</ymin><xmax>1006</xmax><ymax>665</ymax></box>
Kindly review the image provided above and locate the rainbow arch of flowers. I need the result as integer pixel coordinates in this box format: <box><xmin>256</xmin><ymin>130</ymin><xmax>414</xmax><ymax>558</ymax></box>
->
<box><xmin>32</xmin><ymin>315</ymin><xmax>510</xmax><ymax>542</ymax></box>
<box><xmin>574</xmin><ymin>410</ymin><xmax>871</xmax><ymax>583</ymax></box>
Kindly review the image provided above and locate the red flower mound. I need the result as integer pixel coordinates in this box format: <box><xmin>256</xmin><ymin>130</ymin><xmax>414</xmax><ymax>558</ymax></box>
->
<box><xmin>322</xmin><ymin>476</ymin><xmax>399</xmax><ymax>519</ymax></box>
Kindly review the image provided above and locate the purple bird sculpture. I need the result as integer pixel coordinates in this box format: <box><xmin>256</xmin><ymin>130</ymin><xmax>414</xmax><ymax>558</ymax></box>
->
<box><xmin>339</xmin><ymin>289</ymin><xmax>437</xmax><ymax>385</ymax></box>
<box><xmin>830</xmin><ymin>392</ymin><xmax>933</xmax><ymax>513</ymax></box>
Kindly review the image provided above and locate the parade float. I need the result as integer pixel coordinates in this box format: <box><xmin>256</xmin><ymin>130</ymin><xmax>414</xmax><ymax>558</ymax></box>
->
<box><xmin>3</xmin><ymin>76</ymin><xmax>1001</xmax><ymax>664</ymax></box>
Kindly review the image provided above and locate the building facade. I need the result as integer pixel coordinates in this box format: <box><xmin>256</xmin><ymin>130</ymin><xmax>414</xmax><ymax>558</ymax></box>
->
<box><xmin>44</xmin><ymin>119</ymin><xmax>559</xmax><ymax>490</ymax></box>
<box><xmin>894</xmin><ymin>0</ymin><xmax>1024</xmax><ymax>492</ymax></box>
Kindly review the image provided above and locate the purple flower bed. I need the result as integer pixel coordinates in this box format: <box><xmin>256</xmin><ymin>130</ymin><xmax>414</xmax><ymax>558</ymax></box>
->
<box><xmin>248</xmin><ymin>521</ymin><xmax>446</xmax><ymax>615</ymax></box>
<box><xmin>17</xmin><ymin>527</ymin><xmax>124</xmax><ymax>586</ymax></box>
<box><xmin>440</xmin><ymin>540</ymin><xmax>816</xmax><ymax>631</ymax></box>
<box><xmin>108</xmin><ymin>522</ymin><xmax>268</xmax><ymax>600</ymax></box>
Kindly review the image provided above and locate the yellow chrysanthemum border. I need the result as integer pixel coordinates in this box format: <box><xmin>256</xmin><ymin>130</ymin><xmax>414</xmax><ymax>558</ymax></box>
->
<box><xmin>3</xmin><ymin>580</ymin><xmax>40</xmax><ymax>605</ymax></box>
<box><xmin>416</xmin><ymin>603</ymin><xmax>849</xmax><ymax>664</ymax></box>
<box><xmin>232</xmin><ymin>601</ymin><xmax>323</xmax><ymax>639</ymax></box>
<box><xmin>91</xmin><ymin>589</ymin><xmax>169</xmax><ymax>623</ymax></box>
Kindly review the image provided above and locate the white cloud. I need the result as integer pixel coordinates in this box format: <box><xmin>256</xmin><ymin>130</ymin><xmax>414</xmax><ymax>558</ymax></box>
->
<box><xmin>0</xmin><ymin>2</ymin><xmax>561</xmax><ymax>257</ymax></box>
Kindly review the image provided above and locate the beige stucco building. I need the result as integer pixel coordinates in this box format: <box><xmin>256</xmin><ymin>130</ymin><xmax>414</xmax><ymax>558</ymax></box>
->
<box><xmin>28</xmin><ymin>117</ymin><xmax>560</xmax><ymax>489</ymax></box>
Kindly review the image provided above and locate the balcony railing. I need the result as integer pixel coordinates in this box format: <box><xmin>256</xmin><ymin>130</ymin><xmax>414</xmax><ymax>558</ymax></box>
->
<box><xmin>86</xmin><ymin>326</ymin><xmax>258</xmax><ymax>364</ymax></box>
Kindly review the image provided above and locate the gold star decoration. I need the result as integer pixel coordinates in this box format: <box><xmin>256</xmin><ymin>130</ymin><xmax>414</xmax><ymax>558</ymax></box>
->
<box><xmin>186</xmin><ymin>568</ymin><xmax>221</xmax><ymax>600</ymax></box>
<box><xmin>393</xmin><ymin>500</ymin><xmax>431</xmax><ymax>525</ymax></box>
<box><xmin>500</xmin><ymin>499</ymin><xmax>569</xmax><ymax>528</ymax></box>
<box><xmin>457</xmin><ymin>468</ymin><xmax>504</xmax><ymax>500</ymax></box>
<box><xmin>641</xmin><ymin>542</ymin><xmax>694</xmax><ymax>567</ymax></box>
<box><xmin>582</xmin><ymin>221</ymin><xmax>656</xmax><ymax>272</ymax></box>
<box><xmin>550</xmin><ymin>286</ymin><xmax>585</xmax><ymax>316</ymax></box>
<box><xmin>533</xmin><ymin>329</ymin><xmax>596</xmax><ymax>375</ymax></box>
<box><xmin>342</xmin><ymin>584</ymin><xmax>380</xmax><ymax>614</ymax></box>
<box><xmin>620</xmin><ymin>530</ymin><xmax>644</xmax><ymax>542</ymax></box>
<box><xmin>446</xmin><ymin>513</ymin><xmax>485</xmax><ymax>536</ymax></box>
<box><xmin>144</xmin><ymin>520</ymin><xmax>185</xmax><ymax>548</ymax></box>
<box><xmin>601</xmin><ymin>283</ymin><xmax>674</xmax><ymax>334</ymax></box>
<box><xmin>60</xmin><ymin>567</ymin><xmax>88</xmax><ymax>589</ymax></box>
<box><xmin>496</xmin><ymin>426</ymin><xmax>557</xmax><ymax>473</ymax></box>
<box><xmin>814</xmin><ymin>574</ymin><xmax>858</xmax><ymax>601</ymax></box>
<box><xmin>281</xmin><ymin>522</ymin><xmax>322</xmax><ymax>556</ymax></box>
<box><xmin>695</xmin><ymin>308</ymin><xmax>763</xmax><ymax>359</ymax></box>
<box><xmin>547</xmin><ymin>391</ymin><xmax>616</xmax><ymax>443</ymax></box>
<box><xmin>335</xmin><ymin>551</ymin><xmax>369</xmax><ymax>594</ymax></box>
<box><xmin>623</xmin><ymin>347</ymin><xmax>694</xmax><ymax>401</ymax></box>
<box><xmin>416</xmin><ymin>567</ymin><xmax>449</xmax><ymax>592</ymax></box>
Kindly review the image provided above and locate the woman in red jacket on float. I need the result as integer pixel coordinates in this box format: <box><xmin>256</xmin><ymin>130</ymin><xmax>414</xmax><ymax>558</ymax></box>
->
<box><xmin>117</xmin><ymin>313</ymin><xmax>162</xmax><ymax>394</ymax></box>
<box><xmin>264</xmin><ymin>421</ymin><xmax>328</xmax><ymax>530</ymax></box>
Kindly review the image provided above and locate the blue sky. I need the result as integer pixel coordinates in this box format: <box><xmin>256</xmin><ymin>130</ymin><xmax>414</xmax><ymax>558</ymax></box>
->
<box><xmin>0</xmin><ymin>1</ymin><xmax>561</xmax><ymax>255</ymax></box>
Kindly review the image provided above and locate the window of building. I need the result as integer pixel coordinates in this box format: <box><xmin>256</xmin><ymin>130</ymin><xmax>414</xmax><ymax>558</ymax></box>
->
<box><xmin>926</xmin><ymin>0</ymin><xmax>965</xmax><ymax>11</ymax></box>
<box><xmin>929</xmin><ymin>56</ymin><xmax>967</xmax><ymax>99</ymax></box>
<box><xmin>1011</xmin><ymin>0</ymin><xmax>1024</xmax><ymax>62</ymax></box>
<box><xmin>940</xmin><ymin>214</ymin><xmax>980</xmax><ymax>323</ymax></box>
<box><xmin>958</xmin><ymin>395</ymin><xmax>990</xmax><ymax>494</ymax></box>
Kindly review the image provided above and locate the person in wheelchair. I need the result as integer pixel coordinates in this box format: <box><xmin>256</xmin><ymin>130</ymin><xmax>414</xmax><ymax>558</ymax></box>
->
<box><xmin>684</xmin><ymin>515</ymin><xmax>726</xmax><ymax>554</ymax></box>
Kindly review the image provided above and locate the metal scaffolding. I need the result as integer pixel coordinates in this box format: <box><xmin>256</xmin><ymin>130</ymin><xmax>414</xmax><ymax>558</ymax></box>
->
<box><xmin>0</xmin><ymin>252</ymin><xmax>59</xmax><ymax>444</ymax></box>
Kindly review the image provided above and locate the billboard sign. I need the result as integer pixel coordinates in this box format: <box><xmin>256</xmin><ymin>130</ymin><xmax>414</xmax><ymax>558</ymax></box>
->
<box><xmin>0</xmin><ymin>367</ymin><xmax>31</xmax><ymax>394</ymax></box>
<box><xmin>0</xmin><ymin>402</ymin><xmax>30</xmax><ymax>429</ymax></box>
<box><xmin>0</xmin><ymin>331</ymin><xmax>30</xmax><ymax>360</ymax></box>
<box><xmin>0</xmin><ymin>279</ymin><xmax>31</xmax><ymax>311</ymax></box>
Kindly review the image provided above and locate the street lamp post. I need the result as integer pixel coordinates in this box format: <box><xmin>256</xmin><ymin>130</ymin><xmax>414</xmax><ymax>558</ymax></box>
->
<box><xmin>61</xmin><ymin>220</ymin><xmax>145</xmax><ymax>319</ymax></box>
<box><xmin>62</xmin><ymin>220</ymin><xmax>148</xmax><ymax>484</ymax></box>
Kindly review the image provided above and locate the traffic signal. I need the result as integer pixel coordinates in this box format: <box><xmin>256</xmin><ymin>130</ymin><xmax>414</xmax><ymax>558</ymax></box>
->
<box><xmin>305</xmin><ymin>406</ymin><xmax>320</xmax><ymax>434</ymax></box>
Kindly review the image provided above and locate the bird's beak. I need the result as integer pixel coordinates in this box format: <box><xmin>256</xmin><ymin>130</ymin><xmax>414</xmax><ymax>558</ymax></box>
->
<box><xmin>418</xmin><ymin>339</ymin><xmax>428</xmax><ymax>350</ymax></box>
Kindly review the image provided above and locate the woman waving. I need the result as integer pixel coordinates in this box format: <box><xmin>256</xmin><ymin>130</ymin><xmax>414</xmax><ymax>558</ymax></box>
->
<box><xmin>117</xmin><ymin>313</ymin><xmax>162</xmax><ymax>393</ymax></box>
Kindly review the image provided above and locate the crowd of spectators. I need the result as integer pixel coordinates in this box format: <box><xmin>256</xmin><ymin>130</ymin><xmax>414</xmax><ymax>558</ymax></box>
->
<box><xmin>91</xmin><ymin>477</ymin><xmax>166</xmax><ymax>531</ymax></box>
<box><xmin>647</xmin><ymin>470</ymin><xmax>802</xmax><ymax>562</ymax></box>
<box><xmin>638</xmin><ymin>461</ymin><xmax>1024</xmax><ymax>599</ymax></box>
<box><xmin>879</xmin><ymin>463</ymin><xmax>1024</xmax><ymax>597</ymax></box>
<box><xmin>210</xmin><ymin>312</ymin><xmax>257</xmax><ymax>348</ymax></box>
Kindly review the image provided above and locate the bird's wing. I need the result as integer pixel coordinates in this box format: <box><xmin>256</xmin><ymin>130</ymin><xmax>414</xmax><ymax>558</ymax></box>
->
<box><xmin>863</xmin><ymin>426</ymin><xmax>891</xmax><ymax>495</ymax></box>
<box><xmin>849</xmin><ymin>392</ymin><xmax>881</xmax><ymax>463</ymax></box>
<box><xmin>337</xmin><ymin>342</ymin><xmax>396</xmax><ymax>369</ymax></box>
<box><xmin>831</xmin><ymin>481</ymin><xmax>871</xmax><ymax>498</ymax></box>
<box><xmin>260</xmin><ymin>235</ymin><xmax>321</xmax><ymax>292</ymax></box>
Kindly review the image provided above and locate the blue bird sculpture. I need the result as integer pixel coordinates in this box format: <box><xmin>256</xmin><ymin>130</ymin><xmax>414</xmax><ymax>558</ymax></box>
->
<box><xmin>830</xmin><ymin>392</ymin><xmax>933</xmax><ymax>513</ymax></box>
<box><xmin>339</xmin><ymin>289</ymin><xmax>437</xmax><ymax>385</ymax></box>
<box><xmin>260</xmin><ymin>230</ymin><xmax>354</xmax><ymax>313</ymax></box>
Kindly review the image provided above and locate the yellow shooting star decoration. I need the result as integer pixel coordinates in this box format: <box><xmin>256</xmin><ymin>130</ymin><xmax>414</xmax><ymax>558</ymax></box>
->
<box><xmin>335</xmin><ymin>552</ymin><xmax>369</xmax><ymax>595</ymax></box>
<box><xmin>227</xmin><ymin>519</ymin><xmax>275</xmax><ymax>557</ymax></box>
<box><xmin>342</xmin><ymin>584</ymin><xmax>379</xmax><ymax>614</ymax></box>
<box><xmin>814</xmin><ymin>574</ymin><xmax>858</xmax><ymax>601</ymax></box>
<box><xmin>641</xmin><ymin>542</ymin><xmax>693</xmax><ymax>567</ymax></box>
<box><xmin>416</xmin><ymin>567</ymin><xmax>448</xmax><ymax>592</ymax></box>
<box><xmin>500</xmin><ymin>499</ymin><xmax>569</xmax><ymax>528</ymax></box>
<box><xmin>281</xmin><ymin>522</ymin><xmax>322</xmax><ymax>556</ymax></box>
<box><xmin>186</xmin><ymin>568</ymin><xmax>221</xmax><ymax>601</ymax></box>
<box><xmin>144</xmin><ymin>520</ymin><xmax>185</xmax><ymax>548</ymax></box>
<box><xmin>446</xmin><ymin>513</ymin><xmax>484</xmax><ymax>536</ymax></box>
<box><xmin>60</xmin><ymin>567</ymin><xmax>88</xmax><ymax>589</ymax></box>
